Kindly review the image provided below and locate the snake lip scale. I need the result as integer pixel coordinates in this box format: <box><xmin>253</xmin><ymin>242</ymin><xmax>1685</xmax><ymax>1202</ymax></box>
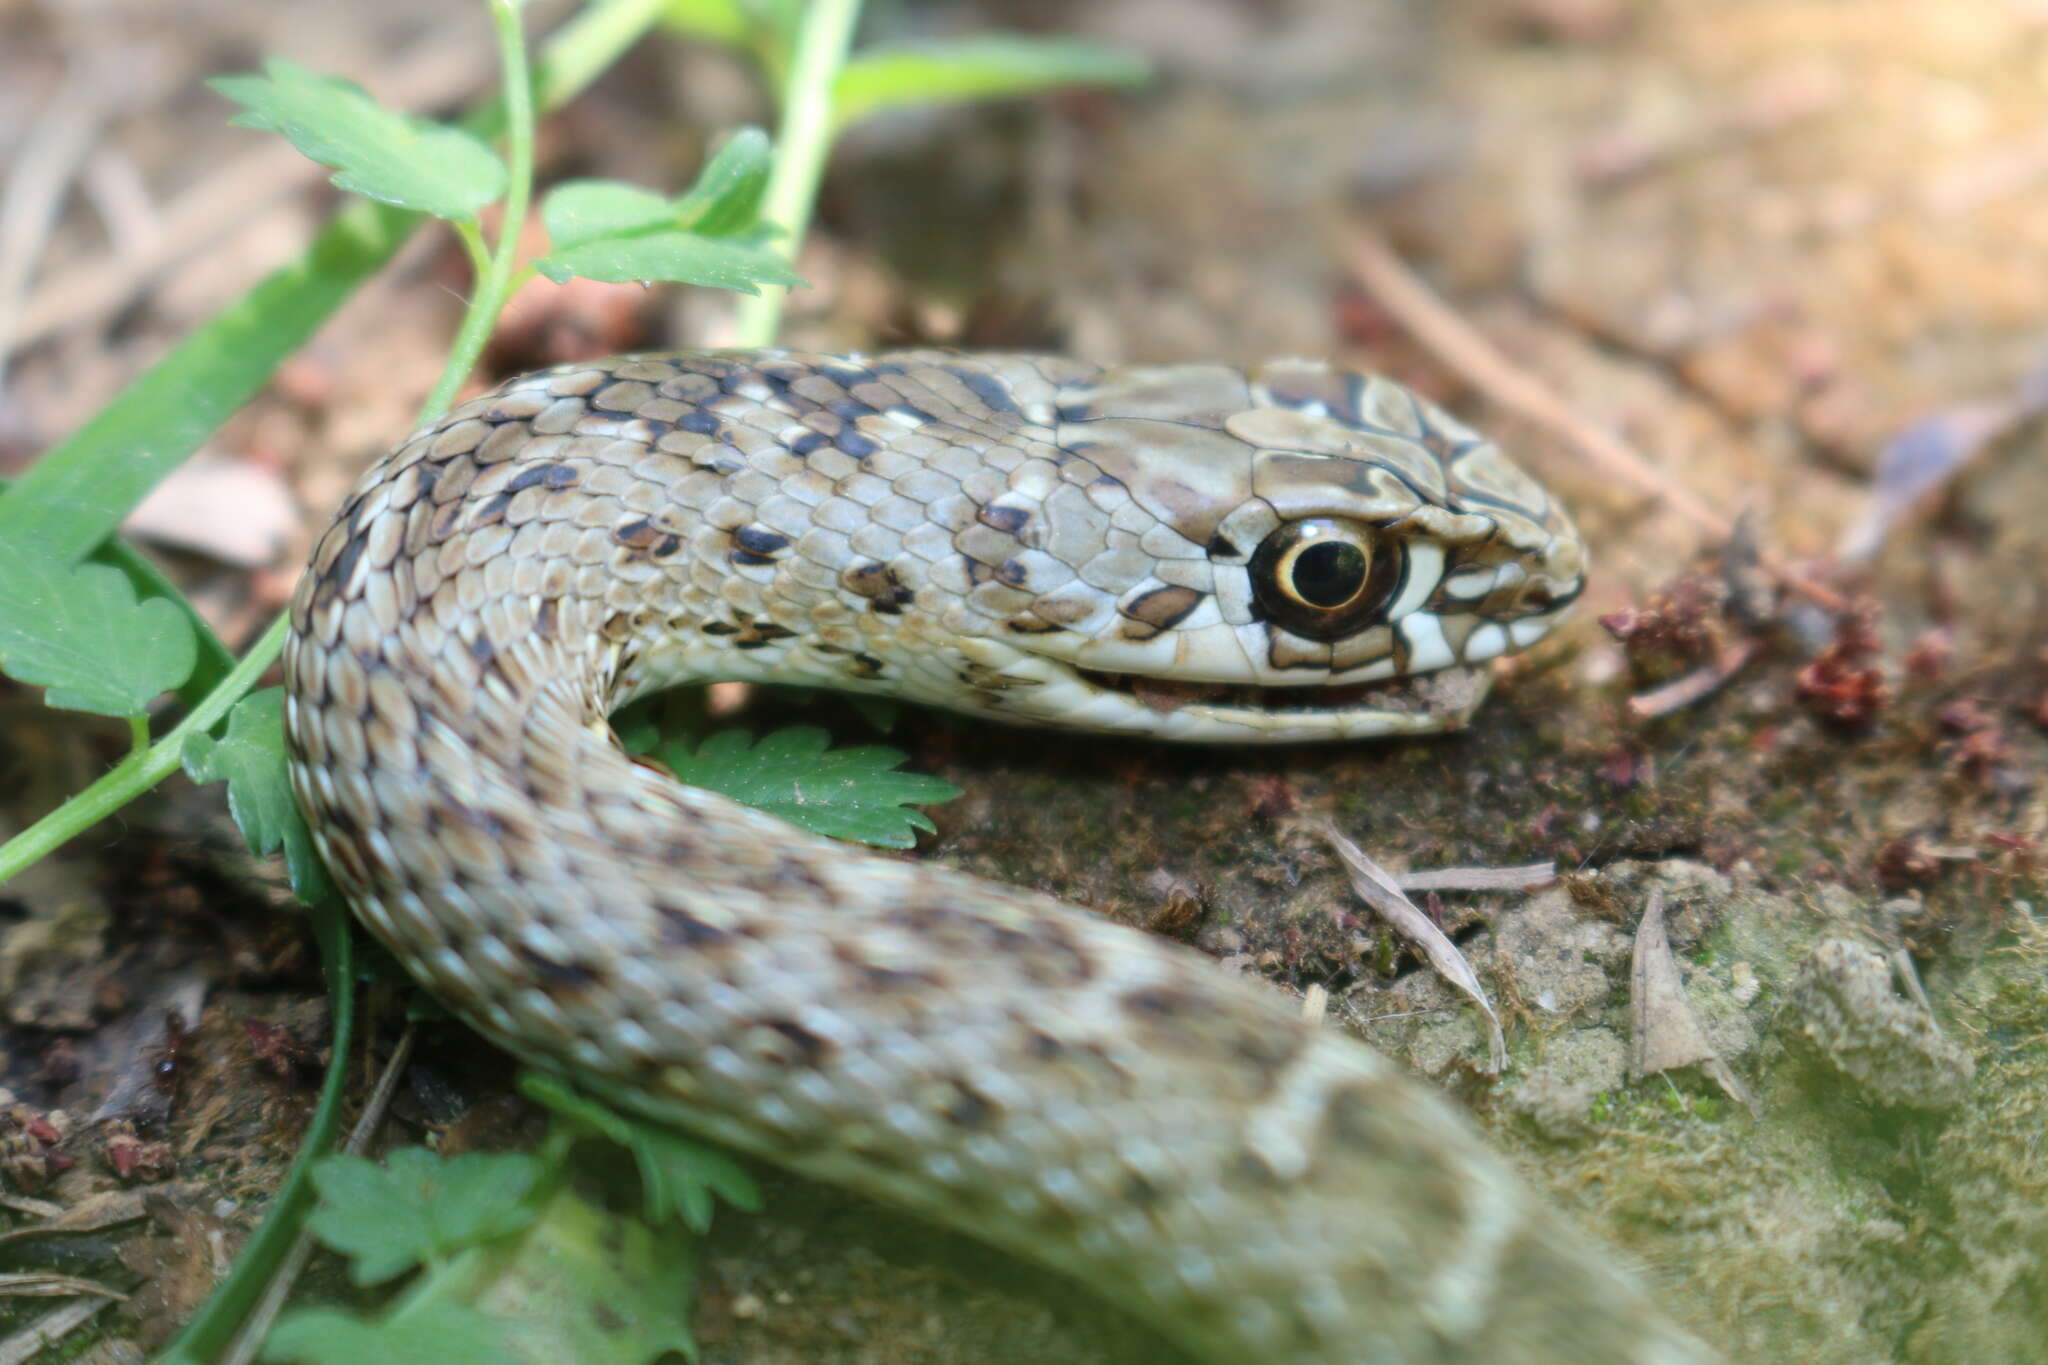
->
<box><xmin>285</xmin><ymin>349</ymin><xmax>1715</xmax><ymax>1363</ymax></box>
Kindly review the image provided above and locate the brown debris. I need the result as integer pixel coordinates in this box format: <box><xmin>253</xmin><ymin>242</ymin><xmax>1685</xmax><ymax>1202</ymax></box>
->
<box><xmin>1875</xmin><ymin>839</ymin><xmax>1943</xmax><ymax>890</ymax></box>
<box><xmin>1598</xmin><ymin>745</ymin><xmax>1647</xmax><ymax>789</ymax></box>
<box><xmin>1948</xmin><ymin>724</ymin><xmax>2018</xmax><ymax>789</ymax></box>
<box><xmin>1247</xmin><ymin>775</ymin><xmax>1298</xmax><ymax>824</ymax></box>
<box><xmin>0</xmin><ymin>1102</ymin><xmax>72</xmax><ymax>1194</ymax></box>
<box><xmin>1600</xmin><ymin>574</ymin><xmax>1731</xmax><ymax>671</ymax></box>
<box><xmin>0</xmin><ymin>1189</ymin><xmax>148</xmax><ymax>1251</ymax></box>
<box><xmin>1794</xmin><ymin>606</ymin><xmax>1890</xmax><ymax>729</ymax></box>
<box><xmin>1903</xmin><ymin>629</ymin><xmax>1954</xmax><ymax>685</ymax></box>
<box><xmin>240</xmin><ymin>1019</ymin><xmax>323</xmax><ymax>1081</ymax></box>
<box><xmin>98</xmin><ymin>1122</ymin><xmax>173</xmax><ymax>1183</ymax></box>
<box><xmin>1601</xmin><ymin>565</ymin><xmax>1766</xmax><ymax>721</ymax></box>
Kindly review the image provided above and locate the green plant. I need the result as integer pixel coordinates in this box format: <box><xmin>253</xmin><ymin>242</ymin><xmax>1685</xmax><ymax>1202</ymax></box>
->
<box><xmin>0</xmin><ymin>1</ymin><xmax>1143</xmax><ymax>1358</ymax></box>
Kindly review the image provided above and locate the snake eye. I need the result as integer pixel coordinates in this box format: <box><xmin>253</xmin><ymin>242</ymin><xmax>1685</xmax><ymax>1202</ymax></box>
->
<box><xmin>1249</xmin><ymin>518</ymin><xmax>1403</xmax><ymax>640</ymax></box>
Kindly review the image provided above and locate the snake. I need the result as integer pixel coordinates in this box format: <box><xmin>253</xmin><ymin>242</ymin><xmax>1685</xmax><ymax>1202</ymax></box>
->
<box><xmin>282</xmin><ymin>350</ymin><xmax>1712</xmax><ymax>1364</ymax></box>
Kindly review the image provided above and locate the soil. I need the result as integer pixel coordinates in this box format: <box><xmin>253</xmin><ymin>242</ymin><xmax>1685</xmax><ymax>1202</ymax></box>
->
<box><xmin>2</xmin><ymin>1</ymin><xmax>2044</xmax><ymax>1362</ymax></box>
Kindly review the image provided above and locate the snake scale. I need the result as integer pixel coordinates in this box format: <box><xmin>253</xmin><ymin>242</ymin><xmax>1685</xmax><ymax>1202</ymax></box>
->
<box><xmin>283</xmin><ymin>350</ymin><xmax>1712</xmax><ymax>1363</ymax></box>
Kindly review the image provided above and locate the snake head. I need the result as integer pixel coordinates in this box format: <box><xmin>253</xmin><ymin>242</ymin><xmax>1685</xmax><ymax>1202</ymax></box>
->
<box><xmin>950</xmin><ymin>359</ymin><xmax>1585</xmax><ymax>742</ymax></box>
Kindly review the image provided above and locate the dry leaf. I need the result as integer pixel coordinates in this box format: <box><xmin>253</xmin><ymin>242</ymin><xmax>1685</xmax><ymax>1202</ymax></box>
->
<box><xmin>0</xmin><ymin>1272</ymin><xmax>125</xmax><ymax>1300</ymax></box>
<box><xmin>0</xmin><ymin>1190</ymin><xmax>148</xmax><ymax>1253</ymax></box>
<box><xmin>1318</xmin><ymin>821</ymin><xmax>1506</xmax><ymax>1072</ymax></box>
<box><xmin>1629</xmin><ymin>888</ymin><xmax>1754</xmax><ymax>1112</ymax></box>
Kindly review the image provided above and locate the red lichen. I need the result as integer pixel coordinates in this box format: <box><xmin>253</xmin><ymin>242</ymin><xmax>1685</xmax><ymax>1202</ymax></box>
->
<box><xmin>1903</xmin><ymin>629</ymin><xmax>1954</xmax><ymax>684</ymax></box>
<box><xmin>1875</xmin><ymin>838</ymin><xmax>1940</xmax><ymax>888</ymax></box>
<box><xmin>1795</xmin><ymin>606</ymin><xmax>1890</xmax><ymax>728</ymax></box>
<box><xmin>1599</xmin><ymin>574</ymin><xmax>1730</xmax><ymax>674</ymax></box>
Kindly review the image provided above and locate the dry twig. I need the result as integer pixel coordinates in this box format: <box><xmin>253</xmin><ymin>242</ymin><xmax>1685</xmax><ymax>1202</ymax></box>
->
<box><xmin>1625</xmin><ymin>638</ymin><xmax>1762</xmax><ymax>720</ymax></box>
<box><xmin>1394</xmin><ymin>861</ymin><xmax>1556</xmax><ymax>894</ymax></box>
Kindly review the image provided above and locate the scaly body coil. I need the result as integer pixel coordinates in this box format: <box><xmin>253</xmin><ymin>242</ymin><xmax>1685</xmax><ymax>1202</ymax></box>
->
<box><xmin>284</xmin><ymin>350</ymin><xmax>1708</xmax><ymax>1363</ymax></box>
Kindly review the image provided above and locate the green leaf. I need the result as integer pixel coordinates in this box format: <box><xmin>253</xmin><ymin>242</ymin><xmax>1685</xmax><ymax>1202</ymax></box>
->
<box><xmin>182</xmin><ymin>688</ymin><xmax>331</xmax><ymax>902</ymax></box>
<box><xmin>0</xmin><ymin>544</ymin><xmax>196</xmax><ymax>716</ymax></box>
<box><xmin>306</xmin><ymin>1147</ymin><xmax>544</xmax><ymax>1285</ymax></box>
<box><xmin>1</xmin><ymin>472</ymin><xmax>238</xmax><ymax>707</ymax></box>
<box><xmin>470</xmin><ymin>1183</ymin><xmax>700</xmax><ymax>1365</ymax></box>
<box><xmin>211</xmin><ymin>58</ymin><xmax>507</xmax><ymax>220</ymax></box>
<box><xmin>533</xmin><ymin>231</ymin><xmax>803</xmax><ymax>291</ymax></box>
<box><xmin>521</xmin><ymin>1072</ymin><xmax>760</xmax><ymax>1231</ymax></box>
<box><xmin>265</xmin><ymin>1183</ymin><xmax>702</xmax><ymax>1365</ymax></box>
<box><xmin>90</xmin><ymin>538</ymin><xmax>236</xmax><ymax>705</ymax></box>
<box><xmin>833</xmin><ymin>35</ymin><xmax>1151</xmax><ymax>129</ymax></box>
<box><xmin>649</xmin><ymin>726</ymin><xmax>959</xmax><ymax>849</ymax></box>
<box><xmin>671</xmin><ymin>126</ymin><xmax>773</xmax><ymax>237</ymax></box>
<box><xmin>264</xmin><ymin>1302</ymin><xmax>510</xmax><ymax>1365</ymax></box>
<box><xmin>540</xmin><ymin>181</ymin><xmax>677</xmax><ymax>251</ymax></box>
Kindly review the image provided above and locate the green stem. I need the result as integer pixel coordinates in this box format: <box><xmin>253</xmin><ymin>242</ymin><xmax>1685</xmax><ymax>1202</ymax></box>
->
<box><xmin>730</xmin><ymin>0</ymin><xmax>862</xmax><ymax>347</ymax></box>
<box><xmin>453</xmin><ymin>218</ymin><xmax>494</xmax><ymax>294</ymax></box>
<box><xmin>0</xmin><ymin>613</ymin><xmax>290</xmax><ymax>886</ymax></box>
<box><xmin>531</xmin><ymin>0</ymin><xmax>671</xmax><ymax>112</ymax></box>
<box><xmin>417</xmin><ymin>0</ymin><xmax>539</xmax><ymax>425</ymax></box>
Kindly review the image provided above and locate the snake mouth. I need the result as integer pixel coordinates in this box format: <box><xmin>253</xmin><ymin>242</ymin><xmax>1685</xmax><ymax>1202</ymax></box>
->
<box><xmin>1074</xmin><ymin>668</ymin><xmax>1394</xmax><ymax>716</ymax></box>
<box><xmin>1048</xmin><ymin>662</ymin><xmax>1490</xmax><ymax>741</ymax></box>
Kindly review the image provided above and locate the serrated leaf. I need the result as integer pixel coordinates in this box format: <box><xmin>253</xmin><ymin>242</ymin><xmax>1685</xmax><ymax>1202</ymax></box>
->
<box><xmin>0</xmin><ymin>542</ymin><xmax>196</xmax><ymax>716</ymax></box>
<box><xmin>542</xmin><ymin>144</ymin><xmax>775</xmax><ymax>254</ymax></box>
<box><xmin>540</xmin><ymin>181</ymin><xmax>676</xmax><ymax>252</ymax></box>
<box><xmin>471</xmin><ymin>1183</ymin><xmax>699</xmax><ymax>1365</ymax></box>
<box><xmin>833</xmin><ymin>36</ymin><xmax>1150</xmax><ymax>129</ymax></box>
<box><xmin>306</xmin><ymin>1147</ymin><xmax>543</xmax><ymax>1285</ymax></box>
<box><xmin>521</xmin><ymin>1072</ymin><xmax>760</xmax><ymax>1232</ymax></box>
<box><xmin>533</xmin><ymin>231</ymin><xmax>803</xmax><ymax>292</ymax></box>
<box><xmin>651</xmin><ymin>726</ymin><xmax>959</xmax><ymax>849</ymax></box>
<box><xmin>211</xmin><ymin>58</ymin><xmax>506</xmax><ymax>220</ymax></box>
<box><xmin>182</xmin><ymin>687</ymin><xmax>330</xmax><ymax>902</ymax></box>
<box><xmin>670</xmin><ymin>127</ymin><xmax>773</xmax><ymax>237</ymax></box>
<box><xmin>267</xmin><ymin>1184</ymin><xmax>700</xmax><ymax>1365</ymax></box>
<box><xmin>263</xmin><ymin>1302</ymin><xmax>510</xmax><ymax>1365</ymax></box>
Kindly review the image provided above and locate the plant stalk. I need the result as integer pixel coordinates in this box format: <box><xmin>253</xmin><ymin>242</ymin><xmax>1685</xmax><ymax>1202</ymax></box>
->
<box><xmin>730</xmin><ymin>0</ymin><xmax>863</xmax><ymax>347</ymax></box>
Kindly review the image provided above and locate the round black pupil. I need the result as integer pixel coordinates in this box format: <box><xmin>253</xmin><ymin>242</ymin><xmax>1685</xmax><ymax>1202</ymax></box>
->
<box><xmin>1292</xmin><ymin>540</ymin><xmax>1368</xmax><ymax>608</ymax></box>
